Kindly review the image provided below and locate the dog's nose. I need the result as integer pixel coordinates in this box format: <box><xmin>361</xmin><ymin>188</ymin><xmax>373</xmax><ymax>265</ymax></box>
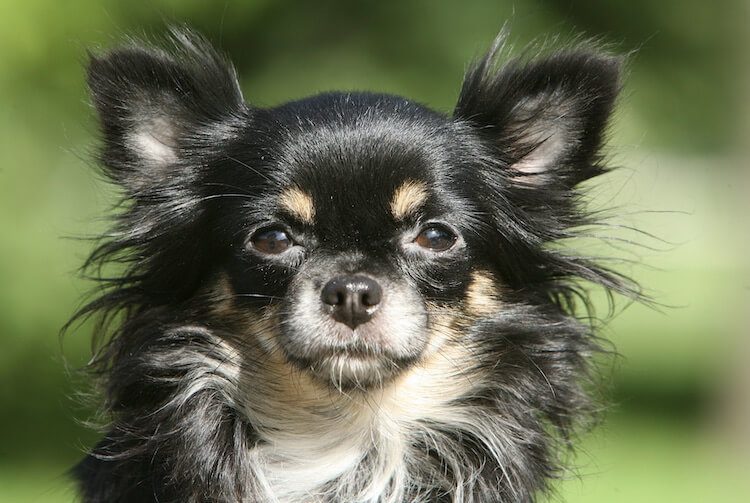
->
<box><xmin>320</xmin><ymin>275</ymin><xmax>382</xmax><ymax>329</ymax></box>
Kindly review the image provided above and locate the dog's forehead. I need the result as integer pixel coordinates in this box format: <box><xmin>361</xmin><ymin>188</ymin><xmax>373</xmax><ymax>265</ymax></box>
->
<box><xmin>277</xmin><ymin>178</ymin><xmax>431</xmax><ymax>229</ymax></box>
<box><xmin>273</xmin><ymin>114</ymin><xmax>451</xmax><ymax>238</ymax></box>
<box><xmin>278</xmin><ymin>154</ymin><xmax>434</xmax><ymax>240</ymax></box>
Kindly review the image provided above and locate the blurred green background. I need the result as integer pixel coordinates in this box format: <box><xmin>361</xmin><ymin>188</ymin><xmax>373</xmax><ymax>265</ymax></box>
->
<box><xmin>1</xmin><ymin>0</ymin><xmax>748</xmax><ymax>501</ymax></box>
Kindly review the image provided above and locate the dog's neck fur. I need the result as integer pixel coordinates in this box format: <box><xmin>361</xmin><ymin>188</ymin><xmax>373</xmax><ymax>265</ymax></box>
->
<box><xmin>230</xmin><ymin>323</ymin><xmax>492</xmax><ymax>502</ymax></box>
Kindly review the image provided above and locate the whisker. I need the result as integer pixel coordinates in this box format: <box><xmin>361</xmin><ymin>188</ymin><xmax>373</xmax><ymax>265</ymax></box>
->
<box><xmin>224</xmin><ymin>155</ymin><xmax>274</xmax><ymax>183</ymax></box>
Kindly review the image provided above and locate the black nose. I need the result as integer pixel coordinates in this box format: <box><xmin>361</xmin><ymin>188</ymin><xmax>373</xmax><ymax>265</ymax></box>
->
<box><xmin>320</xmin><ymin>275</ymin><xmax>383</xmax><ymax>329</ymax></box>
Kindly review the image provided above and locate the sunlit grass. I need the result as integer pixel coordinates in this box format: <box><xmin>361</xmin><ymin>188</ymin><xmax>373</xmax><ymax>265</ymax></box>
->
<box><xmin>555</xmin><ymin>414</ymin><xmax>750</xmax><ymax>503</ymax></box>
<box><xmin>0</xmin><ymin>463</ymin><xmax>77</xmax><ymax>503</ymax></box>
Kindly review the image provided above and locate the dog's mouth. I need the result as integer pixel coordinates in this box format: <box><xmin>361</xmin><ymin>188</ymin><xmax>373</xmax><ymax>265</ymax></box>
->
<box><xmin>288</xmin><ymin>343</ymin><xmax>419</xmax><ymax>390</ymax></box>
<box><xmin>277</xmin><ymin>320</ymin><xmax>422</xmax><ymax>389</ymax></box>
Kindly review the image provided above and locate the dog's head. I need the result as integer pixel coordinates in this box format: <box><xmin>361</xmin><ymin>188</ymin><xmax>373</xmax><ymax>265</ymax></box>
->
<box><xmin>86</xmin><ymin>31</ymin><xmax>621</xmax><ymax>390</ymax></box>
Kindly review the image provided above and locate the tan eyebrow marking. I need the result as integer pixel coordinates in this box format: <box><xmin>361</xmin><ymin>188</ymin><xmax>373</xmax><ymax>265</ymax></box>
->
<box><xmin>390</xmin><ymin>180</ymin><xmax>429</xmax><ymax>221</ymax></box>
<box><xmin>465</xmin><ymin>270</ymin><xmax>503</xmax><ymax>317</ymax></box>
<box><xmin>279</xmin><ymin>187</ymin><xmax>315</xmax><ymax>224</ymax></box>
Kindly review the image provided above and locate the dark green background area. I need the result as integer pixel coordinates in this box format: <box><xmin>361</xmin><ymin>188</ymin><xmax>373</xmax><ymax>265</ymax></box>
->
<box><xmin>1</xmin><ymin>1</ymin><xmax>748</xmax><ymax>501</ymax></box>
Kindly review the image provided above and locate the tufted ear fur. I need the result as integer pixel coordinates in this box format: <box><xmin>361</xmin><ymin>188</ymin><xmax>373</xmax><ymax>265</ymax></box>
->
<box><xmin>454</xmin><ymin>39</ymin><xmax>621</xmax><ymax>187</ymax></box>
<box><xmin>82</xmin><ymin>30</ymin><xmax>250</xmax><ymax>308</ymax></box>
<box><xmin>87</xmin><ymin>29</ymin><xmax>248</xmax><ymax>194</ymax></box>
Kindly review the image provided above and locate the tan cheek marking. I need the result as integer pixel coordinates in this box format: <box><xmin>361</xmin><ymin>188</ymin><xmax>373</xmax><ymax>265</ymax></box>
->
<box><xmin>206</xmin><ymin>272</ymin><xmax>239</xmax><ymax>320</ymax></box>
<box><xmin>381</xmin><ymin>304</ymin><xmax>479</xmax><ymax>421</ymax></box>
<box><xmin>422</xmin><ymin>302</ymin><xmax>464</xmax><ymax>353</ymax></box>
<box><xmin>201</xmin><ymin>282</ymin><xmax>345</xmax><ymax>415</ymax></box>
<box><xmin>390</xmin><ymin>180</ymin><xmax>428</xmax><ymax>221</ymax></box>
<box><xmin>465</xmin><ymin>270</ymin><xmax>503</xmax><ymax>317</ymax></box>
<box><xmin>280</xmin><ymin>187</ymin><xmax>316</xmax><ymax>224</ymax></box>
<box><xmin>234</xmin><ymin>306</ymin><xmax>339</xmax><ymax>409</ymax></box>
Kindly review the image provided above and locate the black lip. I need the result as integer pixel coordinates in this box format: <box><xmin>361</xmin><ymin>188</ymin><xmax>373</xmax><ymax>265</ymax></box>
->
<box><xmin>285</xmin><ymin>349</ymin><xmax>420</xmax><ymax>375</ymax></box>
<box><xmin>287</xmin><ymin>346</ymin><xmax>387</xmax><ymax>365</ymax></box>
<box><xmin>322</xmin><ymin>347</ymin><xmax>381</xmax><ymax>359</ymax></box>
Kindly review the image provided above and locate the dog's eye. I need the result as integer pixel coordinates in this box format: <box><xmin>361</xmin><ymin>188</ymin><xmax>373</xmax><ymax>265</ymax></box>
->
<box><xmin>250</xmin><ymin>227</ymin><xmax>292</xmax><ymax>255</ymax></box>
<box><xmin>415</xmin><ymin>224</ymin><xmax>457</xmax><ymax>252</ymax></box>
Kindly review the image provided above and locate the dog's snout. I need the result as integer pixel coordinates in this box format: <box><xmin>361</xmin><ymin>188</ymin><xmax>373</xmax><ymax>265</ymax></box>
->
<box><xmin>321</xmin><ymin>275</ymin><xmax>382</xmax><ymax>329</ymax></box>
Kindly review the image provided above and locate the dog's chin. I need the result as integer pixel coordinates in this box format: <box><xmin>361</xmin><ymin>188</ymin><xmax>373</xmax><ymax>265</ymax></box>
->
<box><xmin>299</xmin><ymin>350</ymin><xmax>416</xmax><ymax>390</ymax></box>
<box><xmin>280</xmin><ymin>327</ymin><xmax>422</xmax><ymax>390</ymax></box>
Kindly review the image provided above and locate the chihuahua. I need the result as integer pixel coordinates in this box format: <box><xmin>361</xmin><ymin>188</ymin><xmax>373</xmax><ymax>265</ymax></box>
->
<box><xmin>72</xmin><ymin>29</ymin><xmax>635</xmax><ymax>503</ymax></box>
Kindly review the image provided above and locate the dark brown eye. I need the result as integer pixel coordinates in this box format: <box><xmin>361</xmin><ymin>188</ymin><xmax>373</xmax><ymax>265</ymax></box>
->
<box><xmin>250</xmin><ymin>227</ymin><xmax>292</xmax><ymax>255</ymax></box>
<box><xmin>415</xmin><ymin>224</ymin><xmax>457</xmax><ymax>252</ymax></box>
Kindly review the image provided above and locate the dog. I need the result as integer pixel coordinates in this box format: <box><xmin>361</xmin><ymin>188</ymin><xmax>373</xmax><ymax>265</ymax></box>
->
<box><xmin>71</xmin><ymin>28</ymin><xmax>637</xmax><ymax>502</ymax></box>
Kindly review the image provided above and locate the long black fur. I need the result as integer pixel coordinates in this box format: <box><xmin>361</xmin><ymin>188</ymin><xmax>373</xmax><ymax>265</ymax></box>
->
<box><xmin>70</xmin><ymin>29</ymin><xmax>639</xmax><ymax>502</ymax></box>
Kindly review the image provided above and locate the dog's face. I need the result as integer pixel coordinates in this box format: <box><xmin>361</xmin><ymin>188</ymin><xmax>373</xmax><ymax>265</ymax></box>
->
<box><xmin>218</xmin><ymin>98</ymin><xmax>485</xmax><ymax>387</ymax></box>
<box><xmin>87</xmin><ymin>32</ymin><xmax>620</xmax><ymax>391</ymax></box>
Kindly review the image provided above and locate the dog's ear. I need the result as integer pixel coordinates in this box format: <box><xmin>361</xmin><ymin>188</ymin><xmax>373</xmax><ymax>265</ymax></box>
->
<box><xmin>87</xmin><ymin>29</ymin><xmax>247</xmax><ymax>193</ymax></box>
<box><xmin>454</xmin><ymin>40</ymin><xmax>621</xmax><ymax>187</ymax></box>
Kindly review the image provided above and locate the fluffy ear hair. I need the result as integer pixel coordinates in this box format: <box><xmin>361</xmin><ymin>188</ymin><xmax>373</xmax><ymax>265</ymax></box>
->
<box><xmin>454</xmin><ymin>38</ymin><xmax>621</xmax><ymax>187</ymax></box>
<box><xmin>87</xmin><ymin>29</ymin><xmax>248</xmax><ymax>193</ymax></box>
